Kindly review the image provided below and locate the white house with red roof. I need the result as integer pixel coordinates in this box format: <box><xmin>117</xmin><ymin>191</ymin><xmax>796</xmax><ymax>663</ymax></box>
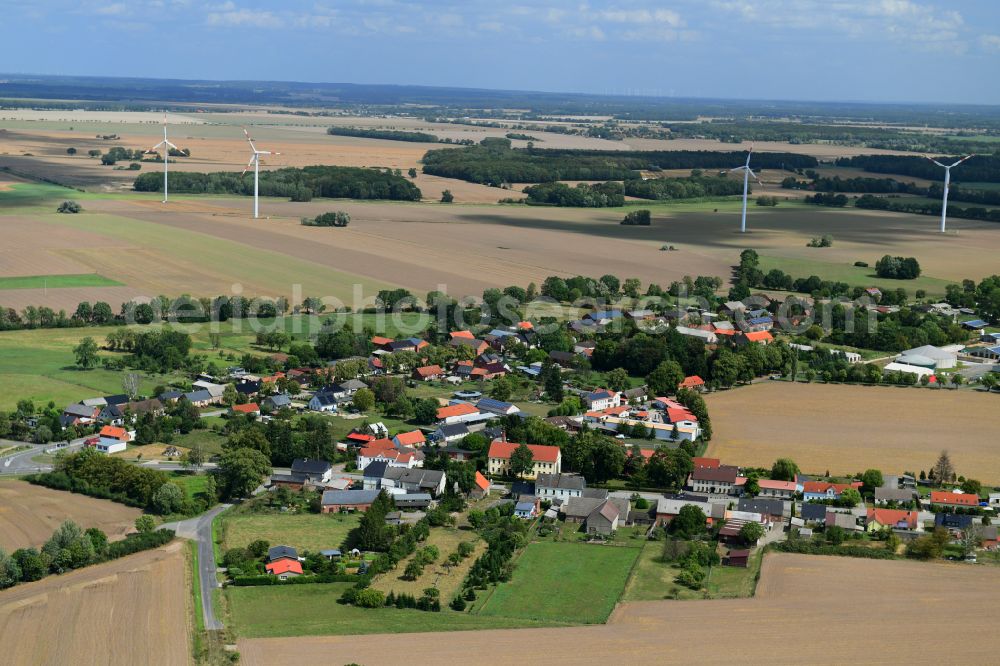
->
<box><xmin>97</xmin><ymin>425</ymin><xmax>132</xmax><ymax>454</ymax></box>
<box><xmin>757</xmin><ymin>479</ymin><xmax>799</xmax><ymax>500</ymax></box>
<box><xmin>802</xmin><ymin>481</ymin><xmax>861</xmax><ymax>502</ymax></box>
<box><xmin>487</xmin><ymin>440</ymin><xmax>561</xmax><ymax>479</ymax></box>
<box><xmin>930</xmin><ymin>490</ymin><xmax>980</xmax><ymax>509</ymax></box>
<box><xmin>357</xmin><ymin>438</ymin><xmax>424</xmax><ymax>470</ymax></box>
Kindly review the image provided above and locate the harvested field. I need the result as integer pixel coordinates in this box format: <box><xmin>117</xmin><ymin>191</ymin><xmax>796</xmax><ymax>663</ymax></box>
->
<box><xmin>705</xmin><ymin>382</ymin><xmax>1000</xmax><ymax>482</ymax></box>
<box><xmin>238</xmin><ymin>553</ymin><xmax>1000</xmax><ymax>665</ymax></box>
<box><xmin>0</xmin><ymin>479</ymin><xmax>142</xmax><ymax>550</ymax></box>
<box><xmin>0</xmin><ymin>541</ymin><xmax>191</xmax><ymax>665</ymax></box>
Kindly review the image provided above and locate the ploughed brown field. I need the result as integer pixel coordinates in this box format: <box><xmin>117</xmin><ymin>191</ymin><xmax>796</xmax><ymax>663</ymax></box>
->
<box><xmin>0</xmin><ymin>541</ymin><xmax>191</xmax><ymax>665</ymax></box>
<box><xmin>238</xmin><ymin>553</ymin><xmax>1000</xmax><ymax>665</ymax></box>
<box><xmin>705</xmin><ymin>382</ymin><xmax>1000</xmax><ymax>482</ymax></box>
<box><xmin>0</xmin><ymin>479</ymin><xmax>142</xmax><ymax>550</ymax></box>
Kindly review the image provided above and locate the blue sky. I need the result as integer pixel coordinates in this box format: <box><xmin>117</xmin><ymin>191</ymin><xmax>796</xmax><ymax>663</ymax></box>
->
<box><xmin>2</xmin><ymin>1</ymin><xmax>1000</xmax><ymax>104</ymax></box>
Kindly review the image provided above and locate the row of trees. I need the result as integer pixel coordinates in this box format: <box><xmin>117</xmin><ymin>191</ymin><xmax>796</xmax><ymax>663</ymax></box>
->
<box><xmin>523</xmin><ymin>181</ymin><xmax>624</xmax><ymax>207</ymax></box>
<box><xmin>133</xmin><ymin>165</ymin><xmax>422</xmax><ymax>201</ymax></box>
<box><xmin>0</xmin><ymin>519</ymin><xmax>173</xmax><ymax>589</ymax></box>
<box><xmin>624</xmin><ymin>173</ymin><xmax>744</xmax><ymax>200</ymax></box>
<box><xmin>855</xmin><ymin>194</ymin><xmax>1000</xmax><ymax>224</ymax></box>
<box><xmin>837</xmin><ymin>154</ymin><xmax>1000</xmax><ymax>184</ymax></box>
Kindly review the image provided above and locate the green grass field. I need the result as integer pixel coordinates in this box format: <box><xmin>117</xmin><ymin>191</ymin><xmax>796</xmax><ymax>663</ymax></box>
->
<box><xmin>623</xmin><ymin>541</ymin><xmax>762</xmax><ymax>601</ymax></box>
<box><xmin>0</xmin><ymin>274</ymin><xmax>123</xmax><ymax>290</ymax></box>
<box><xmin>168</xmin><ymin>471</ymin><xmax>210</xmax><ymax>501</ymax></box>
<box><xmin>478</xmin><ymin>541</ymin><xmax>640</xmax><ymax>624</ymax></box>
<box><xmin>225</xmin><ymin>582</ymin><xmax>566</xmax><ymax>638</ymax></box>
<box><xmin>758</xmin><ymin>254</ymin><xmax>954</xmax><ymax>296</ymax></box>
<box><xmin>219</xmin><ymin>511</ymin><xmax>361</xmax><ymax>554</ymax></box>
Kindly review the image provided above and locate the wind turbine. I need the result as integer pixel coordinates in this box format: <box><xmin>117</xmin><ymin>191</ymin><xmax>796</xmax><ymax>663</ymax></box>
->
<box><xmin>146</xmin><ymin>115</ymin><xmax>179</xmax><ymax>203</ymax></box>
<box><xmin>242</xmin><ymin>128</ymin><xmax>280</xmax><ymax>219</ymax></box>
<box><xmin>726</xmin><ymin>144</ymin><xmax>760</xmax><ymax>233</ymax></box>
<box><xmin>926</xmin><ymin>154</ymin><xmax>974</xmax><ymax>233</ymax></box>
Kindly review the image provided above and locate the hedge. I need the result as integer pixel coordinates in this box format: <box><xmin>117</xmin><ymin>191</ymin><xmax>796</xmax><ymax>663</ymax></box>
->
<box><xmin>231</xmin><ymin>572</ymin><xmax>372</xmax><ymax>586</ymax></box>
<box><xmin>770</xmin><ymin>540</ymin><xmax>897</xmax><ymax>559</ymax></box>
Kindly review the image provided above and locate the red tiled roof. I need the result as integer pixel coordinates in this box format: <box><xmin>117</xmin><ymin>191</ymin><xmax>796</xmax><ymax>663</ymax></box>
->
<box><xmin>367</xmin><ymin>438</ymin><xmax>396</xmax><ymax>451</ymax></box>
<box><xmin>346</xmin><ymin>432</ymin><xmax>376</xmax><ymax>443</ymax></box>
<box><xmin>692</xmin><ymin>457</ymin><xmax>720</xmax><ymax>469</ymax></box>
<box><xmin>517</xmin><ymin>321</ymin><xmax>534</xmax><ymax>330</ymax></box>
<box><xmin>394</xmin><ymin>430</ymin><xmax>426</xmax><ymax>446</ymax></box>
<box><xmin>867</xmin><ymin>508</ymin><xmax>918</xmax><ymax>529</ymax></box>
<box><xmin>371</xmin><ymin>336</ymin><xmax>393</xmax><ymax>346</ymax></box>
<box><xmin>474</xmin><ymin>471</ymin><xmax>490</xmax><ymax>492</ymax></box>
<box><xmin>414</xmin><ymin>365</ymin><xmax>443</xmax><ymax>377</ymax></box>
<box><xmin>99</xmin><ymin>425</ymin><xmax>129</xmax><ymax>440</ymax></box>
<box><xmin>666</xmin><ymin>407</ymin><xmax>697</xmax><ymax>424</ymax></box>
<box><xmin>678</xmin><ymin>375</ymin><xmax>705</xmax><ymax>389</ymax></box>
<box><xmin>488</xmin><ymin>440</ymin><xmax>561</xmax><ymax>463</ymax></box>
<box><xmin>743</xmin><ymin>331</ymin><xmax>774</xmax><ymax>343</ymax></box>
<box><xmin>437</xmin><ymin>403</ymin><xmax>479</xmax><ymax>419</ymax></box>
<box><xmin>265</xmin><ymin>559</ymin><xmax>303</xmax><ymax>576</ymax></box>
<box><xmin>930</xmin><ymin>491</ymin><xmax>979</xmax><ymax>506</ymax></box>
<box><xmin>758</xmin><ymin>479</ymin><xmax>798</xmax><ymax>492</ymax></box>
<box><xmin>232</xmin><ymin>403</ymin><xmax>260</xmax><ymax>414</ymax></box>
<box><xmin>449</xmin><ymin>330</ymin><xmax>475</xmax><ymax>339</ymax></box>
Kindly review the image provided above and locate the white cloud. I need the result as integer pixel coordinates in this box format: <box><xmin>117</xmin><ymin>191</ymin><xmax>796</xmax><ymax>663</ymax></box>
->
<box><xmin>206</xmin><ymin>7</ymin><xmax>281</xmax><ymax>28</ymax></box>
<box><xmin>981</xmin><ymin>34</ymin><xmax>1000</xmax><ymax>51</ymax></box>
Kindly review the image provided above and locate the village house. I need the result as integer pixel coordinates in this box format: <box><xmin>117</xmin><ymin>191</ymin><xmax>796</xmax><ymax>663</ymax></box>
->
<box><xmin>534</xmin><ymin>473</ymin><xmax>587</xmax><ymax>502</ymax></box>
<box><xmin>930</xmin><ymin>490</ymin><xmax>980</xmax><ymax>509</ymax></box>
<box><xmin>866</xmin><ymin>508</ymin><xmax>919</xmax><ymax>532</ymax></box>
<box><xmin>231</xmin><ymin>403</ymin><xmax>260</xmax><ymax>417</ymax></box>
<box><xmin>308</xmin><ymin>390</ymin><xmax>338</xmax><ymax>412</ymax></box>
<box><xmin>687</xmin><ymin>465</ymin><xmax>740</xmax><ymax>496</ymax></box>
<box><xmin>677</xmin><ymin>375</ymin><xmax>706</xmax><ymax>392</ymax></box>
<box><xmin>738</xmin><ymin>497</ymin><xmax>788</xmax><ymax>520</ymax></box>
<box><xmin>321</xmin><ymin>489</ymin><xmax>381</xmax><ymax>513</ymax></box>
<box><xmin>585</xmin><ymin>499</ymin><xmax>629</xmax><ymax>536</ymax></box>
<box><xmin>96</xmin><ymin>425</ymin><xmax>132</xmax><ymax>454</ymax></box>
<box><xmin>393</xmin><ymin>430</ymin><xmax>426</xmax><ymax>449</ymax></box>
<box><xmin>874</xmin><ymin>487</ymin><xmax>919</xmax><ymax>505</ymax></box>
<box><xmin>262</xmin><ymin>393</ymin><xmax>292</xmax><ymax>412</ymax></box>
<box><xmin>582</xmin><ymin>389</ymin><xmax>620</xmax><ymax>411</ymax></box>
<box><xmin>935</xmin><ymin>512</ymin><xmax>975</xmax><ymax>534</ymax></box>
<box><xmin>487</xmin><ymin>440</ymin><xmax>561</xmax><ymax>479</ymax></box>
<box><xmin>412</xmin><ymin>365</ymin><xmax>444</xmax><ymax>381</ymax></box>
<box><xmin>735</xmin><ymin>330</ymin><xmax>774</xmax><ymax>346</ymax></box>
<box><xmin>757</xmin><ymin>479</ymin><xmax>798</xmax><ymax>500</ymax></box>
<box><xmin>802</xmin><ymin>481</ymin><xmax>861</xmax><ymax>502</ymax></box>
<box><xmin>364</xmin><ymin>466</ymin><xmax>447</xmax><ymax>497</ymax></box>
<box><xmin>356</xmin><ymin>438</ymin><xmax>424</xmax><ymax>470</ymax></box>
<box><xmin>655</xmin><ymin>496</ymin><xmax>711</xmax><ymax>526</ymax></box>
<box><xmin>675</xmin><ymin>326</ymin><xmax>718</xmax><ymax>344</ymax></box>
<box><xmin>470</xmin><ymin>471</ymin><xmax>491</xmax><ymax>499</ymax></box>
<box><xmin>290</xmin><ymin>458</ymin><xmax>333</xmax><ymax>484</ymax></box>
<box><xmin>432</xmin><ymin>422</ymin><xmax>471</xmax><ymax>443</ymax></box>
<box><xmin>265</xmin><ymin>558</ymin><xmax>302</xmax><ymax>580</ymax></box>
<box><xmin>436</xmin><ymin>402</ymin><xmax>480</xmax><ymax>424</ymax></box>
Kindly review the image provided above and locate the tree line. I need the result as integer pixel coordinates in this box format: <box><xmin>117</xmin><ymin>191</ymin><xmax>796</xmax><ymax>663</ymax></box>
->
<box><xmin>784</xmin><ymin>174</ymin><xmax>1000</xmax><ymax>206</ymax></box>
<box><xmin>133</xmin><ymin>165</ymin><xmax>422</xmax><ymax>201</ymax></box>
<box><xmin>421</xmin><ymin>140</ymin><xmax>817</xmax><ymax>186</ymax></box>
<box><xmin>855</xmin><ymin>194</ymin><xmax>1000</xmax><ymax>224</ymax></box>
<box><xmin>624</xmin><ymin>173</ymin><xmax>745</xmax><ymax>200</ymax></box>
<box><xmin>523</xmin><ymin>181</ymin><xmax>624</xmax><ymax>207</ymax></box>
<box><xmin>836</xmin><ymin>154</ymin><xmax>1000</xmax><ymax>184</ymax></box>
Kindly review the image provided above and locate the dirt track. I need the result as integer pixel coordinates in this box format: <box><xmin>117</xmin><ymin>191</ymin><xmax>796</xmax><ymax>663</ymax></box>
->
<box><xmin>705</xmin><ymin>382</ymin><xmax>1000</xmax><ymax>482</ymax></box>
<box><xmin>0</xmin><ymin>541</ymin><xmax>191</xmax><ymax>665</ymax></box>
<box><xmin>0</xmin><ymin>480</ymin><xmax>142</xmax><ymax>550</ymax></box>
<box><xmin>238</xmin><ymin>553</ymin><xmax>1000</xmax><ymax>665</ymax></box>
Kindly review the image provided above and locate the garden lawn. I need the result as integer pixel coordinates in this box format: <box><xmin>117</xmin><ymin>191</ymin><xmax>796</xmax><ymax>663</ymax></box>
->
<box><xmin>623</xmin><ymin>541</ymin><xmax>762</xmax><ymax>602</ymax></box>
<box><xmin>220</xmin><ymin>512</ymin><xmax>360</xmax><ymax>554</ymax></box>
<box><xmin>225</xmin><ymin>583</ymin><xmax>567</xmax><ymax>637</ymax></box>
<box><xmin>478</xmin><ymin>541</ymin><xmax>640</xmax><ymax>624</ymax></box>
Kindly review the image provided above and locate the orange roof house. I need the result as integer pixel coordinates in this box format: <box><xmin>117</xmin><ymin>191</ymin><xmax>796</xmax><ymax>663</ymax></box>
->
<box><xmin>232</xmin><ymin>403</ymin><xmax>261</xmax><ymax>415</ymax></box>
<box><xmin>265</xmin><ymin>559</ymin><xmax>303</xmax><ymax>577</ymax></box>
<box><xmin>371</xmin><ymin>336</ymin><xmax>394</xmax><ymax>347</ymax></box>
<box><xmin>930</xmin><ymin>491</ymin><xmax>979</xmax><ymax>507</ymax></box>
<box><xmin>487</xmin><ymin>440</ymin><xmax>561</xmax><ymax>463</ymax></box>
<box><xmin>741</xmin><ymin>331</ymin><xmax>774</xmax><ymax>345</ymax></box>
<box><xmin>436</xmin><ymin>403</ymin><xmax>479</xmax><ymax>420</ymax></box>
<box><xmin>473</xmin><ymin>471</ymin><xmax>491</xmax><ymax>496</ymax></box>
<box><xmin>449</xmin><ymin>330</ymin><xmax>475</xmax><ymax>340</ymax></box>
<box><xmin>678</xmin><ymin>375</ymin><xmax>705</xmax><ymax>390</ymax></box>
<box><xmin>412</xmin><ymin>365</ymin><xmax>444</xmax><ymax>380</ymax></box>
<box><xmin>99</xmin><ymin>425</ymin><xmax>130</xmax><ymax>441</ymax></box>
<box><xmin>692</xmin><ymin>457</ymin><xmax>720</xmax><ymax>469</ymax></box>
<box><xmin>393</xmin><ymin>430</ymin><xmax>426</xmax><ymax>447</ymax></box>
<box><xmin>517</xmin><ymin>321</ymin><xmax>534</xmax><ymax>330</ymax></box>
<box><xmin>866</xmin><ymin>508</ymin><xmax>919</xmax><ymax>531</ymax></box>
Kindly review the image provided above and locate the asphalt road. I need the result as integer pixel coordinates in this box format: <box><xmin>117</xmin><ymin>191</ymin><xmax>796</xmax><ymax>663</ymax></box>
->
<box><xmin>0</xmin><ymin>438</ymin><xmax>86</xmax><ymax>475</ymax></box>
<box><xmin>163</xmin><ymin>503</ymin><xmax>231</xmax><ymax>632</ymax></box>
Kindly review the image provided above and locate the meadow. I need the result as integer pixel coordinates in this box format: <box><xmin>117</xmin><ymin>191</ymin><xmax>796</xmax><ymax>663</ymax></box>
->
<box><xmin>218</xmin><ymin>511</ymin><xmax>361</xmax><ymax>555</ymax></box>
<box><xmin>0</xmin><ymin>273</ymin><xmax>122</xmax><ymax>290</ymax></box>
<box><xmin>478</xmin><ymin>541</ymin><xmax>641</xmax><ymax>624</ymax></box>
<box><xmin>623</xmin><ymin>541</ymin><xmax>761</xmax><ymax>602</ymax></box>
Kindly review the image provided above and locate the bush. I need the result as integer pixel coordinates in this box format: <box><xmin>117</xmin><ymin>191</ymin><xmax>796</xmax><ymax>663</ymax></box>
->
<box><xmin>57</xmin><ymin>200</ymin><xmax>82</xmax><ymax>214</ymax></box>
<box><xmin>301</xmin><ymin>211</ymin><xmax>350</xmax><ymax>227</ymax></box>
<box><xmin>854</xmin><ymin>261</ymin><xmax>869</xmax><ymax>267</ymax></box>
<box><xmin>354</xmin><ymin>588</ymin><xmax>386</xmax><ymax>608</ymax></box>
<box><xmin>621</xmin><ymin>209</ymin><xmax>651</xmax><ymax>225</ymax></box>
<box><xmin>450</xmin><ymin>595</ymin><xmax>467</xmax><ymax>611</ymax></box>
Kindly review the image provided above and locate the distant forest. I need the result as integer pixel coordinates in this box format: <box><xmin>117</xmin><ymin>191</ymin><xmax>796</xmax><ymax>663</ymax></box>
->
<box><xmin>836</xmin><ymin>154</ymin><xmax>1000</xmax><ymax>183</ymax></box>
<box><xmin>327</xmin><ymin>127</ymin><xmax>440</xmax><ymax>142</ymax></box>
<box><xmin>523</xmin><ymin>182</ymin><xmax>625</xmax><ymax>207</ymax></box>
<box><xmin>421</xmin><ymin>140</ymin><xmax>817</xmax><ymax>186</ymax></box>
<box><xmin>625</xmin><ymin>175</ymin><xmax>745</xmax><ymax>200</ymax></box>
<box><xmin>783</xmin><ymin>174</ymin><xmax>1000</xmax><ymax>206</ymax></box>
<box><xmin>132</xmin><ymin>166</ymin><xmax>422</xmax><ymax>201</ymax></box>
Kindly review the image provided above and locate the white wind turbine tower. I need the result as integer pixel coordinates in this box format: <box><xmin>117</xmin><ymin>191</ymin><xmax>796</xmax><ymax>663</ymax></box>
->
<box><xmin>147</xmin><ymin>115</ymin><xmax>179</xmax><ymax>203</ymax></box>
<box><xmin>242</xmin><ymin>128</ymin><xmax>280</xmax><ymax>219</ymax></box>
<box><xmin>926</xmin><ymin>154</ymin><xmax>974</xmax><ymax>233</ymax></box>
<box><xmin>726</xmin><ymin>144</ymin><xmax>761</xmax><ymax>233</ymax></box>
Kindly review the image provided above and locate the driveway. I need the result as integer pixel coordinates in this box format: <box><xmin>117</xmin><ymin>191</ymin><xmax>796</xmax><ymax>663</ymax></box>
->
<box><xmin>162</xmin><ymin>503</ymin><xmax>231</xmax><ymax>631</ymax></box>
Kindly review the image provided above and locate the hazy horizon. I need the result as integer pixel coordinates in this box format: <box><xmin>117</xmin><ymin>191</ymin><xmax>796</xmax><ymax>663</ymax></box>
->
<box><xmin>2</xmin><ymin>1</ymin><xmax>999</xmax><ymax>105</ymax></box>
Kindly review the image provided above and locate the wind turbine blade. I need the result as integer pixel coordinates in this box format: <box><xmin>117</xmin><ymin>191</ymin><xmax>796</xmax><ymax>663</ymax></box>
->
<box><xmin>748</xmin><ymin>169</ymin><xmax>761</xmax><ymax>184</ymax></box>
<box><xmin>241</xmin><ymin>156</ymin><xmax>255</xmax><ymax>176</ymax></box>
<box><xmin>950</xmin><ymin>154</ymin><xmax>974</xmax><ymax>168</ymax></box>
<box><xmin>165</xmin><ymin>141</ymin><xmax>179</xmax><ymax>150</ymax></box>
<box><xmin>926</xmin><ymin>156</ymin><xmax>947</xmax><ymax>168</ymax></box>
